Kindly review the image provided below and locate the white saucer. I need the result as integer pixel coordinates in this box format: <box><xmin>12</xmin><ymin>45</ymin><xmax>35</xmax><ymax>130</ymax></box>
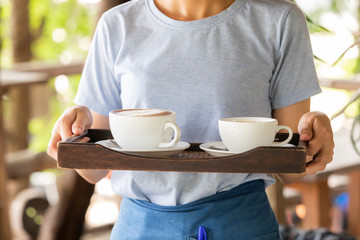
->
<box><xmin>96</xmin><ymin>139</ymin><xmax>190</xmax><ymax>157</ymax></box>
<box><xmin>200</xmin><ymin>142</ymin><xmax>238</xmax><ymax>157</ymax></box>
<box><xmin>200</xmin><ymin>141</ymin><xmax>295</xmax><ymax>157</ymax></box>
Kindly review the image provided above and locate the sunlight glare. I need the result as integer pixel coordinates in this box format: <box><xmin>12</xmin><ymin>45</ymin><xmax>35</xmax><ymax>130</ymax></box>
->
<box><xmin>60</xmin><ymin>51</ymin><xmax>73</xmax><ymax>65</ymax></box>
<box><xmin>86</xmin><ymin>201</ymin><xmax>119</xmax><ymax>227</ymax></box>
<box><xmin>78</xmin><ymin>0</ymin><xmax>101</xmax><ymax>5</ymax></box>
<box><xmin>79</xmin><ymin>37</ymin><xmax>92</xmax><ymax>51</ymax></box>
<box><xmin>296</xmin><ymin>0</ymin><xmax>330</xmax><ymax>14</ymax></box>
<box><xmin>52</xmin><ymin>28</ymin><xmax>67</xmax><ymax>43</ymax></box>
<box><xmin>55</xmin><ymin>75</ymin><xmax>70</xmax><ymax>95</ymax></box>
<box><xmin>95</xmin><ymin>178</ymin><xmax>116</xmax><ymax>197</ymax></box>
<box><xmin>295</xmin><ymin>204</ymin><xmax>306</xmax><ymax>220</ymax></box>
<box><xmin>52</xmin><ymin>0</ymin><xmax>68</xmax><ymax>4</ymax></box>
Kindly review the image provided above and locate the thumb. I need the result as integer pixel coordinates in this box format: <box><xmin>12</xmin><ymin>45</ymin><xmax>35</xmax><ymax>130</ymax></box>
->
<box><xmin>72</xmin><ymin>119</ymin><xmax>91</xmax><ymax>135</ymax></box>
<box><xmin>70</xmin><ymin>106</ymin><xmax>93</xmax><ymax>135</ymax></box>
<box><xmin>72</xmin><ymin>124</ymin><xmax>84</xmax><ymax>135</ymax></box>
<box><xmin>299</xmin><ymin>127</ymin><xmax>313</xmax><ymax>141</ymax></box>
<box><xmin>298</xmin><ymin>113</ymin><xmax>315</xmax><ymax>141</ymax></box>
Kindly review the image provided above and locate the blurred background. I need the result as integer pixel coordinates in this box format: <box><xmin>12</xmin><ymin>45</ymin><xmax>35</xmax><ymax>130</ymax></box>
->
<box><xmin>1</xmin><ymin>0</ymin><xmax>360</xmax><ymax>239</ymax></box>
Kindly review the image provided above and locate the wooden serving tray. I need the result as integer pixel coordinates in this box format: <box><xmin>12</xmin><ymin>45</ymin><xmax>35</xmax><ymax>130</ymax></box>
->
<box><xmin>57</xmin><ymin>129</ymin><xmax>306</xmax><ymax>173</ymax></box>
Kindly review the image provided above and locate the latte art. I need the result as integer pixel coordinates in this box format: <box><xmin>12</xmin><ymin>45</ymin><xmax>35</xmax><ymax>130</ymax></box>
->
<box><xmin>114</xmin><ymin>109</ymin><xmax>172</xmax><ymax>117</ymax></box>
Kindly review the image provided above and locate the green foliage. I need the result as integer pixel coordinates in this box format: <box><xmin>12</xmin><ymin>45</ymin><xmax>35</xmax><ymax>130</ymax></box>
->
<box><xmin>1</xmin><ymin>0</ymin><xmax>97</xmax><ymax>152</ymax></box>
<box><xmin>0</xmin><ymin>0</ymin><xmax>12</xmax><ymax>67</ymax></box>
<box><xmin>330</xmin><ymin>0</ymin><xmax>348</xmax><ymax>13</ymax></box>
<box><xmin>29</xmin><ymin>0</ymin><xmax>96</xmax><ymax>61</ymax></box>
<box><xmin>1</xmin><ymin>0</ymin><xmax>97</xmax><ymax>62</ymax></box>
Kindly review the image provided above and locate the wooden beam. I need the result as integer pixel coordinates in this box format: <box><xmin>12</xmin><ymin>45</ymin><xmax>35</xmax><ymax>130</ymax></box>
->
<box><xmin>0</xmin><ymin>69</ymin><xmax>49</xmax><ymax>89</ymax></box>
<box><xmin>5</xmin><ymin>150</ymin><xmax>56</xmax><ymax>179</ymax></box>
<box><xmin>10</xmin><ymin>60</ymin><xmax>84</xmax><ymax>78</ymax></box>
<box><xmin>319</xmin><ymin>78</ymin><xmax>360</xmax><ymax>91</ymax></box>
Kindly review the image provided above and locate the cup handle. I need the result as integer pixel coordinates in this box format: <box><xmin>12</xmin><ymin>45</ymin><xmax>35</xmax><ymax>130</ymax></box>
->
<box><xmin>158</xmin><ymin>122</ymin><xmax>181</xmax><ymax>148</ymax></box>
<box><xmin>271</xmin><ymin>125</ymin><xmax>293</xmax><ymax>146</ymax></box>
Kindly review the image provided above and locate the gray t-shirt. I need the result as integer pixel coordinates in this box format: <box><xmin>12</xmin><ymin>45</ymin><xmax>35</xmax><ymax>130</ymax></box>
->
<box><xmin>74</xmin><ymin>0</ymin><xmax>321</xmax><ymax>206</ymax></box>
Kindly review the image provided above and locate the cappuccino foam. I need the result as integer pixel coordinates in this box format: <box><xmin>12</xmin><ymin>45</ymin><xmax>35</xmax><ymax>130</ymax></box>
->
<box><xmin>115</xmin><ymin>109</ymin><xmax>172</xmax><ymax>117</ymax></box>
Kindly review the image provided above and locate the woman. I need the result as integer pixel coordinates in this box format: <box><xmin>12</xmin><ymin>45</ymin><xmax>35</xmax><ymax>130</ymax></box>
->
<box><xmin>48</xmin><ymin>0</ymin><xmax>334</xmax><ymax>239</ymax></box>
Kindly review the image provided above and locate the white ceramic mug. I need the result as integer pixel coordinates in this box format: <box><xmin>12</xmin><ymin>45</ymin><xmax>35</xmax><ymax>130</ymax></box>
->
<box><xmin>109</xmin><ymin>109</ymin><xmax>181</xmax><ymax>150</ymax></box>
<box><xmin>218</xmin><ymin>117</ymin><xmax>293</xmax><ymax>153</ymax></box>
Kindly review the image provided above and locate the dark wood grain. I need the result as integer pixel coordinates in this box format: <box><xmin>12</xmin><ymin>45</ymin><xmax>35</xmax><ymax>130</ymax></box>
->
<box><xmin>58</xmin><ymin>129</ymin><xmax>306</xmax><ymax>173</ymax></box>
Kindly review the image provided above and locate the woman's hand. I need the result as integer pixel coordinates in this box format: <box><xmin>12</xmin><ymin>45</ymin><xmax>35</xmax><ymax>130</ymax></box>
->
<box><xmin>47</xmin><ymin>105</ymin><xmax>93</xmax><ymax>160</ymax></box>
<box><xmin>273</xmin><ymin>100</ymin><xmax>335</xmax><ymax>183</ymax></box>
<box><xmin>298</xmin><ymin>111</ymin><xmax>335</xmax><ymax>174</ymax></box>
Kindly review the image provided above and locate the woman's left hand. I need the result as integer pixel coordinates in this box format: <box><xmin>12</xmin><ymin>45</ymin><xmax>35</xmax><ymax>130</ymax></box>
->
<box><xmin>298</xmin><ymin>111</ymin><xmax>335</xmax><ymax>174</ymax></box>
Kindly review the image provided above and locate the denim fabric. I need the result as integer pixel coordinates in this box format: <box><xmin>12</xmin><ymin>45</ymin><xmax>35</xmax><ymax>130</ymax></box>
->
<box><xmin>110</xmin><ymin>180</ymin><xmax>280</xmax><ymax>240</ymax></box>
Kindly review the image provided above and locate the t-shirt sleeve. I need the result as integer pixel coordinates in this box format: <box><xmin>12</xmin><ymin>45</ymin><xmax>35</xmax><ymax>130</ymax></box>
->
<box><xmin>269</xmin><ymin>5</ymin><xmax>322</xmax><ymax>109</ymax></box>
<box><xmin>74</xmin><ymin>15</ymin><xmax>122</xmax><ymax>116</ymax></box>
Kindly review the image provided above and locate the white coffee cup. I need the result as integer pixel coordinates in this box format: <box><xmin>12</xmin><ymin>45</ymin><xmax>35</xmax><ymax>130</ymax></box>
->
<box><xmin>109</xmin><ymin>109</ymin><xmax>181</xmax><ymax>150</ymax></box>
<box><xmin>218</xmin><ymin>117</ymin><xmax>293</xmax><ymax>153</ymax></box>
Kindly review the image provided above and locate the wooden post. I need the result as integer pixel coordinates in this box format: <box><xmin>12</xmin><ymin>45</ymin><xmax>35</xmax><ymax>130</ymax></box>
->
<box><xmin>6</xmin><ymin>85</ymin><xmax>31</xmax><ymax>152</ymax></box>
<box><xmin>289</xmin><ymin>178</ymin><xmax>331</xmax><ymax>229</ymax></box>
<box><xmin>347</xmin><ymin>170</ymin><xmax>360</xmax><ymax>238</ymax></box>
<box><xmin>8</xmin><ymin>0</ymin><xmax>33</xmax><ymax>152</ymax></box>
<box><xmin>266</xmin><ymin>180</ymin><xmax>286</xmax><ymax>224</ymax></box>
<box><xmin>0</xmin><ymin>76</ymin><xmax>12</xmax><ymax>240</ymax></box>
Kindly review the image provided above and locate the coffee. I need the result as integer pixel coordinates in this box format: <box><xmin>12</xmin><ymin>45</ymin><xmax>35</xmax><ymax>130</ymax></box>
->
<box><xmin>231</xmin><ymin>120</ymin><xmax>258</xmax><ymax>123</ymax></box>
<box><xmin>225</xmin><ymin>118</ymin><xmax>274</xmax><ymax>123</ymax></box>
<box><xmin>114</xmin><ymin>109</ymin><xmax>172</xmax><ymax>117</ymax></box>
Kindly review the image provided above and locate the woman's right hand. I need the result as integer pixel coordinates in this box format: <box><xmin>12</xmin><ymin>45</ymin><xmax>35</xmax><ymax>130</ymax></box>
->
<box><xmin>47</xmin><ymin>105</ymin><xmax>93</xmax><ymax>160</ymax></box>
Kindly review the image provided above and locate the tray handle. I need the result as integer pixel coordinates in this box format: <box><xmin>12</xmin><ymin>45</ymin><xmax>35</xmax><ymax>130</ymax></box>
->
<box><xmin>62</xmin><ymin>129</ymin><xmax>113</xmax><ymax>143</ymax></box>
<box><xmin>275</xmin><ymin>133</ymin><xmax>299</xmax><ymax>146</ymax></box>
<box><xmin>63</xmin><ymin>130</ymin><xmax>89</xmax><ymax>143</ymax></box>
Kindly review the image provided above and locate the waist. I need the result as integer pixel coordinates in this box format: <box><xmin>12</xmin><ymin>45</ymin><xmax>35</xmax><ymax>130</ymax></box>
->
<box><xmin>128</xmin><ymin>179</ymin><xmax>265</xmax><ymax>212</ymax></box>
<box><xmin>111</xmin><ymin>171</ymin><xmax>274</xmax><ymax>205</ymax></box>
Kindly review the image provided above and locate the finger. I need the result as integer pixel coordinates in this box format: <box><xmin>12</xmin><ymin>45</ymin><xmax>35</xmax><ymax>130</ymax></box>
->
<box><xmin>300</xmin><ymin>130</ymin><xmax>312</xmax><ymax>142</ymax></box>
<box><xmin>305</xmin><ymin>161</ymin><xmax>322</xmax><ymax>174</ymax></box>
<box><xmin>298</xmin><ymin>115</ymin><xmax>314</xmax><ymax>142</ymax></box>
<box><xmin>305</xmin><ymin>149</ymin><xmax>333</xmax><ymax>174</ymax></box>
<box><xmin>305</xmin><ymin>152</ymin><xmax>326</xmax><ymax>174</ymax></box>
<box><xmin>306</xmin><ymin>132</ymin><xmax>334</xmax><ymax>162</ymax></box>
<box><xmin>315</xmin><ymin>144</ymin><xmax>334</xmax><ymax>166</ymax></box>
<box><xmin>79</xmin><ymin>137</ymin><xmax>90</xmax><ymax>143</ymax></box>
<box><xmin>72</xmin><ymin>108</ymin><xmax>93</xmax><ymax>135</ymax></box>
<box><xmin>47</xmin><ymin>132</ymin><xmax>62</xmax><ymax>160</ymax></box>
<box><xmin>305</xmin><ymin>137</ymin><xmax>323</xmax><ymax>156</ymax></box>
<box><xmin>305</xmin><ymin>155</ymin><xmax>313</xmax><ymax>163</ymax></box>
<box><xmin>58</xmin><ymin>107</ymin><xmax>91</xmax><ymax>138</ymax></box>
<box><xmin>59</xmin><ymin>111</ymin><xmax>77</xmax><ymax>139</ymax></box>
<box><xmin>305</xmin><ymin>157</ymin><xmax>327</xmax><ymax>174</ymax></box>
<box><xmin>302</xmin><ymin>118</ymin><xmax>333</xmax><ymax>156</ymax></box>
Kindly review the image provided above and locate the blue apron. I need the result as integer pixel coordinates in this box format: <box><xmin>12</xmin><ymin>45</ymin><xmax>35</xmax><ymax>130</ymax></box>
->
<box><xmin>110</xmin><ymin>180</ymin><xmax>280</xmax><ymax>240</ymax></box>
